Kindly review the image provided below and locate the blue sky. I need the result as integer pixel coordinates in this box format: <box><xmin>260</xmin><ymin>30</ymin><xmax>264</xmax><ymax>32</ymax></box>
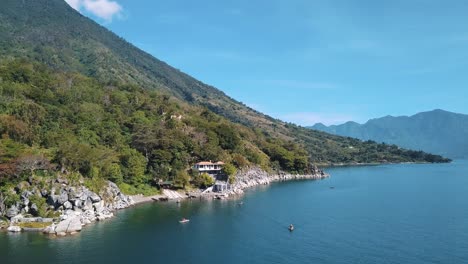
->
<box><xmin>66</xmin><ymin>0</ymin><xmax>468</xmax><ymax>125</ymax></box>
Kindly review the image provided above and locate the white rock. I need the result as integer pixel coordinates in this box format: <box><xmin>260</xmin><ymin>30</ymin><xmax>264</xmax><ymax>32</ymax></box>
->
<box><xmin>7</xmin><ymin>226</ymin><xmax>21</xmax><ymax>232</ymax></box>
<box><xmin>55</xmin><ymin>216</ymin><xmax>82</xmax><ymax>234</ymax></box>
<box><xmin>63</xmin><ymin>201</ymin><xmax>73</xmax><ymax>210</ymax></box>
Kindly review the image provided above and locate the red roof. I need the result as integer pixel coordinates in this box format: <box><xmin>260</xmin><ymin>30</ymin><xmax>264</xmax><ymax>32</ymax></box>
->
<box><xmin>195</xmin><ymin>161</ymin><xmax>224</xmax><ymax>165</ymax></box>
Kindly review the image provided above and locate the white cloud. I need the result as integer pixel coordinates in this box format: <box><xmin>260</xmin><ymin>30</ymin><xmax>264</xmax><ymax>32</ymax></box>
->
<box><xmin>65</xmin><ymin>0</ymin><xmax>123</xmax><ymax>21</ymax></box>
<box><xmin>279</xmin><ymin>112</ymin><xmax>355</xmax><ymax>126</ymax></box>
<box><xmin>66</xmin><ymin>0</ymin><xmax>81</xmax><ymax>10</ymax></box>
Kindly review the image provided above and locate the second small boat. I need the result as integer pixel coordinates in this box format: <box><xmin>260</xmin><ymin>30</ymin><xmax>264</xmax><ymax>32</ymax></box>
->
<box><xmin>179</xmin><ymin>218</ymin><xmax>190</xmax><ymax>223</ymax></box>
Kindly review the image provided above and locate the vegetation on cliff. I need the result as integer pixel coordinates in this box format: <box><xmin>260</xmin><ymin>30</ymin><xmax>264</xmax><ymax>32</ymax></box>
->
<box><xmin>0</xmin><ymin>60</ymin><xmax>313</xmax><ymax>192</ymax></box>
<box><xmin>0</xmin><ymin>60</ymin><xmax>450</xmax><ymax>192</ymax></box>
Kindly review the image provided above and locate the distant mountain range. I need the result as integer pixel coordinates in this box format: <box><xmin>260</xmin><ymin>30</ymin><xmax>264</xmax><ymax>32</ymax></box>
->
<box><xmin>310</xmin><ymin>109</ymin><xmax>468</xmax><ymax>159</ymax></box>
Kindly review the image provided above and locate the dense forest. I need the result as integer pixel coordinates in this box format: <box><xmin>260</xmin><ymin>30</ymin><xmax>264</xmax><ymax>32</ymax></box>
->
<box><xmin>0</xmin><ymin>60</ymin><xmax>316</xmax><ymax>193</ymax></box>
<box><xmin>0</xmin><ymin>60</ymin><xmax>450</xmax><ymax>195</ymax></box>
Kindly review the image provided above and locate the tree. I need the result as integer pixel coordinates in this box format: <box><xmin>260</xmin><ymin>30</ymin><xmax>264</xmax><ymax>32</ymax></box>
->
<box><xmin>194</xmin><ymin>173</ymin><xmax>214</xmax><ymax>188</ymax></box>
<box><xmin>232</xmin><ymin>154</ymin><xmax>249</xmax><ymax>168</ymax></box>
<box><xmin>120</xmin><ymin>148</ymin><xmax>147</xmax><ymax>185</ymax></box>
<box><xmin>215</xmin><ymin>124</ymin><xmax>240</xmax><ymax>150</ymax></box>
<box><xmin>174</xmin><ymin>170</ymin><xmax>190</xmax><ymax>189</ymax></box>
<box><xmin>222</xmin><ymin>163</ymin><xmax>237</xmax><ymax>177</ymax></box>
<box><xmin>14</xmin><ymin>154</ymin><xmax>53</xmax><ymax>176</ymax></box>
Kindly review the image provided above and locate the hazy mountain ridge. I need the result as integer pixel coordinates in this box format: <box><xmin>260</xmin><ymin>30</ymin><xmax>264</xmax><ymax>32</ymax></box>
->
<box><xmin>310</xmin><ymin>109</ymin><xmax>468</xmax><ymax>158</ymax></box>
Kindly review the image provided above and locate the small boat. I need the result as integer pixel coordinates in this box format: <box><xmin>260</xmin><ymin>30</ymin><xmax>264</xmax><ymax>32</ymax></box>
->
<box><xmin>288</xmin><ymin>224</ymin><xmax>294</xmax><ymax>231</ymax></box>
<box><xmin>179</xmin><ymin>218</ymin><xmax>190</xmax><ymax>223</ymax></box>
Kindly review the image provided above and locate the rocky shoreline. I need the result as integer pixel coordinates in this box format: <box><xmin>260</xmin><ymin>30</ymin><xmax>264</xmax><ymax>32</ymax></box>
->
<box><xmin>222</xmin><ymin>166</ymin><xmax>329</xmax><ymax>196</ymax></box>
<box><xmin>0</xmin><ymin>166</ymin><xmax>329</xmax><ymax>236</ymax></box>
<box><xmin>1</xmin><ymin>178</ymin><xmax>135</xmax><ymax>236</ymax></box>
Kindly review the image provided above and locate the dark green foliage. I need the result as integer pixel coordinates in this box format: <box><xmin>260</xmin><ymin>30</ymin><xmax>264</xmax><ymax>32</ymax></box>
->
<box><xmin>174</xmin><ymin>170</ymin><xmax>190</xmax><ymax>189</ymax></box>
<box><xmin>0</xmin><ymin>60</ymin><xmax>321</xmax><ymax>191</ymax></box>
<box><xmin>193</xmin><ymin>173</ymin><xmax>215</xmax><ymax>189</ymax></box>
<box><xmin>28</xmin><ymin>195</ymin><xmax>48</xmax><ymax>217</ymax></box>
<box><xmin>222</xmin><ymin>163</ymin><xmax>237</xmax><ymax>177</ymax></box>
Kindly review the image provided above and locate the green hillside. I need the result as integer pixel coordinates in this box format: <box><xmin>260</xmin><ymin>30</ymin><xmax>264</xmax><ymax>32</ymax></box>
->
<box><xmin>0</xmin><ymin>0</ymin><xmax>450</xmax><ymax>194</ymax></box>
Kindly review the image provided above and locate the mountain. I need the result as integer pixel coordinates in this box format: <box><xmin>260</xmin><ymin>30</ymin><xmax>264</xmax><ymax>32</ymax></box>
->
<box><xmin>0</xmin><ymin>0</ymin><xmax>449</xmax><ymax>175</ymax></box>
<box><xmin>310</xmin><ymin>109</ymin><xmax>468</xmax><ymax>159</ymax></box>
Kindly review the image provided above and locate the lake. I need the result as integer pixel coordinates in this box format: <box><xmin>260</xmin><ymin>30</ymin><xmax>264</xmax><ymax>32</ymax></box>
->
<box><xmin>1</xmin><ymin>161</ymin><xmax>467</xmax><ymax>264</ymax></box>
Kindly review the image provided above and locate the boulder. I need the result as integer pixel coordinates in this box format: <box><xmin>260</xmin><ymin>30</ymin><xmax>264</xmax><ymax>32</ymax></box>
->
<box><xmin>10</xmin><ymin>214</ymin><xmax>24</xmax><ymax>223</ymax></box>
<box><xmin>22</xmin><ymin>197</ymin><xmax>30</xmax><ymax>207</ymax></box>
<box><xmin>82</xmin><ymin>210</ymin><xmax>96</xmax><ymax>222</ymax></box>
<box><xmin>41</xmin><ymin>189</ymin><xmax>49</xmax><ymax>197</ymax></box>
<box><xmin>20</xmin><ymin>206</ymin><xmax>29</xmax><ymax>214</ymax></box>
<box><xmin>63</xmin><ymin>201</ymin><xmax>73</xmax><ymax>210</ymax></box>
<box><xmin>79</xmin><ymin>192</ymin><xmax>89</xmax><ymax>201</ymax></box>
<box><xmin>88</xmin><ymin>192</ymin><xmax>101</xmax><ymax>203</ymax></box>
<box><xmin>47</xmin><ymin>195</ymin><xmax>59</xmax><ymax>207</ymax></box>
<box><xmin>30</xmin><ymin>203</ymin><xmax>39</xmax><ymax>216</ymax></box>
<box><xmin>57</xmin><ymin>190</ymin><xmax>69</xmax><ymax>205</ymax></box>
<box><xmin>55</xmin><ymin>216</ymin><xmax>82</xmax><ymax>234</ymax></box>
<box><xmin>93</xmin><ymin>201</ymin><xmax>105</xmax><ymax>212</ymax></box>
<box><xmin>82</xmin><ymin>198</ymin><xmax>93</xmax><ymax>210</ymax></box>
<box><xmin>21</xmin><ymin>190</ymin><xmax>33</xmax><ymax>199</ymax></box>
<box><xmin>7</xmin><ymin>226</ymin><xmax>21</xmax><ymax>232</ymax></box>
<box><xmin>43</xmin><ymin>223</ymin><xmax>56</xmax><ymax>234</ymax></box>
<box><xmin>73</xmin><ymin>199</ymin><xmax>83</xmax><ymax>208</ymax></box>
<box><xmin>96</xmin><ymin>211</ymin><xmax>113</xmax><ymax>221</ymax></box>
<box><xmin>6</xmin><ymin>206</ymin><xmax>19</xmax><ymax>218</ymax></box>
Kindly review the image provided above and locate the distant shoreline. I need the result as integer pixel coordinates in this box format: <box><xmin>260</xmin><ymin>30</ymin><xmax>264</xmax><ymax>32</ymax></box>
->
<box><xmin>317</xmin><ymin>160</ymin><xmax>451</xmax><ymax>169</ymax></box>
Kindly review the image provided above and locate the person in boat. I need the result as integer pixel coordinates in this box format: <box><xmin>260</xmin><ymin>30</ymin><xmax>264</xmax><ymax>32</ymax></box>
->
<box><xmin>289</xmin><ymin>224</ymin><xmax>294</xmax><ymax>231</ymax></box>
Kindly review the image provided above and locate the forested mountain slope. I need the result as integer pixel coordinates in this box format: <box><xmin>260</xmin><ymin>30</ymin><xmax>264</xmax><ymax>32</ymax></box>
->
<box><xmin>0</xmin><ymin>0</ymin><xmax>449</xmax><ymax>183</ymax></box>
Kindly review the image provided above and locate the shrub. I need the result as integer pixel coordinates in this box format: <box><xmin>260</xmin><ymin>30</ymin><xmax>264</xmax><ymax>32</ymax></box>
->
<box><xmin>193</xmin><ymin>173</ymin><xmax>214</xmax><ymax>188</ymax></box>
<box><xmin>222</xmin><ymin>163</ymin><xmax>237</xmax><ymax>176</ymax></box>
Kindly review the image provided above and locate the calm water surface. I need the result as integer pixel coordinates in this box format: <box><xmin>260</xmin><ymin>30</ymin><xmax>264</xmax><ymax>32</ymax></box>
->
<box><xmin>1</xmin><ymin>161</ymin><xmax>468</xmax><ymax>264</ymax></box>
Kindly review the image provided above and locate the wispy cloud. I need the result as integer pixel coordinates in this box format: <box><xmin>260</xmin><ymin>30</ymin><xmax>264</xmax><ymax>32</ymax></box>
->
<box><xmin>279</xmin><ymin>112</ymin><xmax>355</xmax><ymax>126</ymax></box>
<box><xmin>65</xmin><ymin>0</ymin><xmax>123</xmax><ymax>22</ymax></box>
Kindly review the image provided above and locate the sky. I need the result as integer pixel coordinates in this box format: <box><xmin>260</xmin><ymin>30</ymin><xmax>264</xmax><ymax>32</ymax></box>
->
<box><xmin>65</xmin><ymin>0</ymin><xmax>468</xmax><ymax>125</ymax></box>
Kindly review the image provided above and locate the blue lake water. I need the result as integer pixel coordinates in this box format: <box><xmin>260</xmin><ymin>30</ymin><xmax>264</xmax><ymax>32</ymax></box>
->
<box><xmin>1</xmin><ymin>161</ymin><xmax>468</xmax><ymax>264</ymax></box>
